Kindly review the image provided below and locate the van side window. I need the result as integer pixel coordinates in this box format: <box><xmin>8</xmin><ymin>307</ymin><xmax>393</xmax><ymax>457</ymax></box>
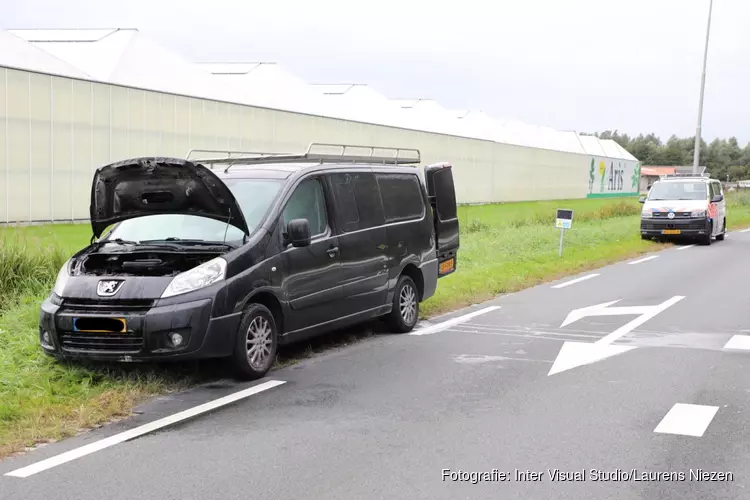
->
<box><xmin>329</xmin><ymin>173</ymin><xmax>361</xmax><ymax>227</ymax></box>
<box><xmin>281</xmin><ymin>178</ymin><xmax>328</xmax><ymax>237</ymax></box>
<box><xmin>375</xmin><ymin>173</ymin><xmax>425</xmax><ymax>223</ymax></box>
<box><xmin>709</xmin><ymin>182</ymin><xmax>718</xmax><ymax>199</ymax></box>
<box><xmin>328</xmin><ymin>172</ymin><xmax>386</xmax><ymax>232</ymax></box>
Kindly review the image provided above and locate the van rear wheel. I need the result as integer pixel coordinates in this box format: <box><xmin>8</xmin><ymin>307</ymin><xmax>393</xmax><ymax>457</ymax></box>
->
<box><xmin>385</xmin><ymin>275</ymin><xmax>420</xmax><ymax>333</ymax></box>
<box><xmin>231</xmin><ymin>303</ymin><xmax>278</xmax><ymax>380</ymax></box>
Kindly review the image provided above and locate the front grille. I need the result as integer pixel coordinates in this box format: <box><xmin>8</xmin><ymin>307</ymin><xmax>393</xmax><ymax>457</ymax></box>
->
<box><xmin>642</xmin><ymin>219</ymin><xmax>706</xmax><ymax>230</ymax></box>
<box><xmin>651</xmin><ymin>212</ymin><xmax>693</xmax><ymax>219</ymax></box>
<box><xmin>60</xmin><ymin>331</ymin><xmax>144</xmax><ymax>353</ymax></box>
<box><xmin>61</xmin><ymin>298</ymin><xmax>154</xmax><ymax>313</ymax></box>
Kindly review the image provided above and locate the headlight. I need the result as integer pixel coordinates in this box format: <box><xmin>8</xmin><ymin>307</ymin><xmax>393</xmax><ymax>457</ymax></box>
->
<box><xmin>691</xmin><ymin>210</ymin><xmax>707</xmax><ymax>218</ymax></box>
<box><xmin>52</xmin><ymin>260</ymin><xmax>71</xmax><ymax>297</ymax></box>
<box><xmin>641</xmin><ymin>211</ymin><xmax>652</xmax><ymax>218</ymax></box>
<box><xmin>161</xmin><ymin>257</ymin><xmax>227</xmax><ymax>298</ymax></box>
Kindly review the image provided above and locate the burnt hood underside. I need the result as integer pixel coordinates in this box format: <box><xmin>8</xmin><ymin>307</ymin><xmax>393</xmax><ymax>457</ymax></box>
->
<box><xmin>90</xmin><ymin>157</ymin><xmax>249</xmax><ymax>238</ymax></box>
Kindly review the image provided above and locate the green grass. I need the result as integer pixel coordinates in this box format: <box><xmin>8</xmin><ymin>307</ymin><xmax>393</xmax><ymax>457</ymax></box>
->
<box><xmin>3</xmin><ymin>192</ymin><xmax>750</xmax><ymax>458</ymax></box>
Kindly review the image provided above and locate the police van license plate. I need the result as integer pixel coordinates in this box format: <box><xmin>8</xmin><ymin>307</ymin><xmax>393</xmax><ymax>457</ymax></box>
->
<box><xmin>439</xmin><ymin>258</ymin><xmax>455</xmax><ymax>275</ymax></box>
<box><xmin>662</xmin><ymin>229</ymin><xmax>681</xmax><ymax>235</ymax></box>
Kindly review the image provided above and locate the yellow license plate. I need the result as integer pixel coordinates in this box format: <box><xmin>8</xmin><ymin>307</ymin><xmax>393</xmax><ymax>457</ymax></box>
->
<box><xmin>662</xmin><ymin>229</ymin><xmax>681</xmax><ymax>235</ymax></box>
<box><xmin>439</xmin><ymin>258</ymin><xmax>455</xmax><ymax>275</ymax></box>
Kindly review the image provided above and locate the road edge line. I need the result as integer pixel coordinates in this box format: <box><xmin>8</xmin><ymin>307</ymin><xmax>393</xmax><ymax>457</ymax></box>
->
<box><xmin>4</xmin><ymin>379</ymin><xmax>287</xmax><ymax>478</ymax></box>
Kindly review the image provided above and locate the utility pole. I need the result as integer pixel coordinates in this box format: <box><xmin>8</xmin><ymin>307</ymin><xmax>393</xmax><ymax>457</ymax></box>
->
<box><xmin>693</xmin><ymin>0</ymin><xmax>714</xmax><ymax>175</ymax></box>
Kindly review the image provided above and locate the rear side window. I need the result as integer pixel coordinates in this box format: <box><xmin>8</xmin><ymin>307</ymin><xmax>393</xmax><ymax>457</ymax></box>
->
<box><xmin>375</xmin><ymin>173</ymin><xmax>425</xmax><ymax>223</ymax></box>
<box><xmin>328</xmin><ymin>172</ymin><xmax>385</xmax><ymax>232</ymax></box>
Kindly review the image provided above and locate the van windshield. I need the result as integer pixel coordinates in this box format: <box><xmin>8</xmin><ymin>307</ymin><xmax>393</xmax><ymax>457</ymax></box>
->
<box><xmin>103</xmin><ymin>178</ymin><xmax>283</xmax><ymax>244</ymax></box>
<box><xmin>648</xmin><ymin>181</ymin><xmax>707</xmax><ymax>201</ymax></box>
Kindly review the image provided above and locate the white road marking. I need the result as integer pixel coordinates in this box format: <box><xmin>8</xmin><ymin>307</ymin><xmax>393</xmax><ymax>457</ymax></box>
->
<box><xmin>551</xmin><ymin>273</ymin><xmax>600</xmax><ymax>289</ymax></box>
<box><xmin>452</xmin><ymin>354</ymin><xmax>552</xmax><ymax>364</ymax></box>
<box><xmin>723</xmin><ymin>335</ymin><xmax>750</xmax><ymax>350</ymax></box>
<box><xmin>628</xmin><ymin>255</ymin><xmax>659</xmax><ymax>265</ymax></box>
<box><xmin>409</xmin><ymin>306</ymin><xmax>501</xmax><ymax>335</ymax></box>
<box><xmin>739</xmin><ymin>228</ymin><xmax>750</xmax><ymax>233</ymax></box>
<box><xmin>653</xmin><ymin>403</ymin><xmax>719</xmax><ymax>437</ymax></box>
<box><xmin>548</xmin><ymin>296</ymin><xmax>685</xmax><ymax>375</ymax></box>
<box><xmin>4</xmin><ymin>379</ymin><xmax>287</xmax><ymax>478</ymax></box>
<box><xmin>676</xmin><ymin>244</ymin><xmax>695</xmax><ymax>251</ymax></box>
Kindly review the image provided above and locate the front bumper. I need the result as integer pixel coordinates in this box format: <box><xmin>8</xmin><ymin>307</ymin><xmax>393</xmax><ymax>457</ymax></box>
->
<box><xmin>640</xmin><ymin>217</ymin><xmax>710</xmax><ymax>237</ymax></box>
<box><xmin>39</xmin><ymin>295</ymin><xmax>241</xmax><ymax>362</ymax></box>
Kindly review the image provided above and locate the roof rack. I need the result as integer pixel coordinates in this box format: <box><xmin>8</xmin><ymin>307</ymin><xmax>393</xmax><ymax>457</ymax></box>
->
<box><xmin>186</xmin><ymin>142</ymin><xmax>421</xmax><ymax>173</ymax></box>
<box><xmin>658</xmin><ymin>172</ymin><xmax>711</xmax><ymax>180</ymax></box>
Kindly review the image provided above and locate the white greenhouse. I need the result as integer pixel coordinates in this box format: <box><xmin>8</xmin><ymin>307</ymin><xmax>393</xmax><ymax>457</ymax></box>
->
<box><xmin>0</xmin><ymin>28</ymin><xmax>640</xmax><ymax>224</ymax></box>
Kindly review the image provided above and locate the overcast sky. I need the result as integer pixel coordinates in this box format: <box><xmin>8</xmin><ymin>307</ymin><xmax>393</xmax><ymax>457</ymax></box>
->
<box><xmin>4</xmin><ymin>0</ymin><xmax>749</xmax><ymax>142</ymax></box>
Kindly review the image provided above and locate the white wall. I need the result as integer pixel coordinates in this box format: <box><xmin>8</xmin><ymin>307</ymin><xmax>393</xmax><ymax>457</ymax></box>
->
<box><xmin>1</xmin><ymin>66</ymin><xmax>615</xmax><ymax>223</ymax></box>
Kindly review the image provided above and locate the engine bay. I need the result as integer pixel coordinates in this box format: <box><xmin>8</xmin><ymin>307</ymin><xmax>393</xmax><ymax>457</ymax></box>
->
<box><xmin>71</xmin><ymin>250</ymin><xmax>223</xmax><ymax>277</ymax></box>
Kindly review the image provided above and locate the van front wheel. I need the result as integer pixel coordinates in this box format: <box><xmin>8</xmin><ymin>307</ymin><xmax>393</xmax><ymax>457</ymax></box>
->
<box><xmin>716</xmin><ymin>218</ymin><xmax>726</xmax><ymax>241</ymax></box>
<box><xmin>231</xmin><ymin>303</ymin><xmax>278</xmax><ymax>380</ymax></box>
<box><xmin>386</xmin><ymin>275</ymin><xmax>420</xmax><ymax>333</ymax></box>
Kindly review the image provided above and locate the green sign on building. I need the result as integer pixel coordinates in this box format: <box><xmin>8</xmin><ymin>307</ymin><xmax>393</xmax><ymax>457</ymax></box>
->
<box><xmin>586</xmin><ymin>157</ymin><xmax>641</xmax><ymax>198</ymax></box>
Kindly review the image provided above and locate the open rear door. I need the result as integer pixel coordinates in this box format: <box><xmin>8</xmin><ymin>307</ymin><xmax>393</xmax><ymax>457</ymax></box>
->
<box><xmin>424</xmin><ymin>163</ymin><xmax>459</xmax><ymax>277</ymax></box>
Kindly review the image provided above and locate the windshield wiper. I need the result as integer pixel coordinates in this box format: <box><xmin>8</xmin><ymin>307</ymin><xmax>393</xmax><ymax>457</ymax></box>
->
<box><xmin>93</xmin><ymin>238</ymin><xmax>187</xmax><ymax>251</ymax></box>
<box><xmin>94</xmin><ymin>238</ymin><xmax>140</xmax><ymax>247</ymax></box>
<box><xmin>140</xmin><ymin>237</ymin><xmax>234</xmax><ymax>248</ymax></box>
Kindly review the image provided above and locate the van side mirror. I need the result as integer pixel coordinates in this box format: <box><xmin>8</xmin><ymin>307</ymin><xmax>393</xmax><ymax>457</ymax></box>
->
<box><xmin>712</xmin><ymin>194</ymin><xmax>724</xmax><ymax>203</ymax></box>
<box><xmin>286</xmin><ymin>219</ymin><xmax>311</xmax><ymax>247</ymax></box>
<box><xmin>638</xmin><ymin>196</ymin><xmax>646</xmax><ymax>203</ymax></box>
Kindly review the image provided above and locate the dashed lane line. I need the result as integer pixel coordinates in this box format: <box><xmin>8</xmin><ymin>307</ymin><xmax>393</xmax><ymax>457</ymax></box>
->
<box><xmin>653</xmin><ymin>403</ymin><xmax>719</xmax><ymax>437</ymax></box>
<box><xmin>628</xmin><ymin>255</ymin><xmax>660</xmax><ymax>265</ymax></box>
<box><xmin>551</xmin><ymin>273</ymin><xmax>600</xmax><ymax>289</ymax></box>
<box><xmin>723</xmin><ymin>335</ymin><xmax>750</xmax><ymax>350</ymax></box>
<box><xmin>409</xmin><ymin>306</ymin><xmax>500</xmax><ymax>336</ymax></box>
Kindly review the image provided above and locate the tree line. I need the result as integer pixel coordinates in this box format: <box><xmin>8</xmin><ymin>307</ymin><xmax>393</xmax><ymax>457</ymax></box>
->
<box><xmin>585</xmin><ymin>131</ymin><xmax>750</xmax><ymax>182</ymax></box>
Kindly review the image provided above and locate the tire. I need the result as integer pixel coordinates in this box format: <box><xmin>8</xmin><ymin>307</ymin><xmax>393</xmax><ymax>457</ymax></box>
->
<box><xmin>385</xmin><ymin>275</ymin><xmax>420</xmax><ymax>333</ymax></box>
<box><xmin>699</xmin><ymin>221</ymin><xmax>713</xmax><ymax>246</ymax></box>
<box><xmin>716</xmin><ymin>218</ymin><xmax>726</xmax><ymax>241</ymax></box>
<box><xmin>641</xmin><ymin>234</ymin><xmax>649</xmax><ymax>241</ymax></box>
<box><xmin>230</xmin><ymin>303</ymin><xmax>278</xmax><ymax>381</ymax></box>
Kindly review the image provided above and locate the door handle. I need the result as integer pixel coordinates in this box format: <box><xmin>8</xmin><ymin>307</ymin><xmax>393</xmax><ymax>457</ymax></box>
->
<box><xmin>326</xmin><ymin>246</ymin><xmax>339</xmax><ymax>258</ymax></box>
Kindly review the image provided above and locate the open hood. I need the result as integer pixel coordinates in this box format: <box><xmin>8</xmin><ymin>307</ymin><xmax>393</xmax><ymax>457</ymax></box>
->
<box><xmin>90</xmin><ymin>157</ymin><xmax>249</xmax><ymax>238</ymax></box>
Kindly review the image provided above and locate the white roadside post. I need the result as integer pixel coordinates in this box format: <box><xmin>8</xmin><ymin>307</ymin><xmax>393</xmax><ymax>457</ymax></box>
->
<box><xmin>556</xmin><ymin>209</ymin><xmax>574</xmax><ymax>257</ymax></box>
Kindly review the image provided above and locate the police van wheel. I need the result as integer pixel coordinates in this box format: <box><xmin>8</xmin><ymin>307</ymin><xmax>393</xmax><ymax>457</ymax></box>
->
<box><xmin>231</xmin><ymin>303</ymin><xmax>278</xmax><ymax>381</ymax></box>
<box><xmin>700</xmin><ymin>222</ymin><xmax>713</xmax><ymax>246</ymax></box>
<box><xmin>716</xmin><ymin>219</ymin><xmax>726</xmax><ymax>241</ymax></box>
<box><xmin>386</xmin><ymin>275</ymin><xmax>420</xmax><ymax>333</ymax></box>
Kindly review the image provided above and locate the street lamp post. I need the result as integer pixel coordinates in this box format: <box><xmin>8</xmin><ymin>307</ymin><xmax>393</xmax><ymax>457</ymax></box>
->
<box><xmin>693</xmin><ymin>0</ymin><xmax>714</xmax><ymax>175</ymax></box>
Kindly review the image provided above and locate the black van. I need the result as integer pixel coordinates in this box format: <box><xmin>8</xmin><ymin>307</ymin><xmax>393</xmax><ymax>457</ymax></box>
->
<box><xmin>39</xmin><ymin>143</ymin><xmax>459</xmax><ymax>380</ymax></box>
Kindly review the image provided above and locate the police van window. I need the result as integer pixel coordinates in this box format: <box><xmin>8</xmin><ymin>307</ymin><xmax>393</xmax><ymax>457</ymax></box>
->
<box><xmin>375</xmin><ymin>173</ymin><xmax>425</xmax><ymax>222</ymax></box>
<box><xmin>281</xmin><ymin>178</ymin><xmax>328</xmax><ymax>237</ymax></box>
<box><xmin>648</xmin><ymin>181</ymin><xmax>708</xmax><ymax>201</ymax></box>
<box><xmin>328</xmin><ymin>172</ymin><xmax>385</xmax><ymax>232</ymax></box>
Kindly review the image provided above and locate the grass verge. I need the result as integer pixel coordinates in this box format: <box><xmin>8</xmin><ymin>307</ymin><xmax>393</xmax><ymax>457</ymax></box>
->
<box><xmin>2</xmin><ymin>192</ymin><xmax>750</xmax><ymax>458</ymax></box>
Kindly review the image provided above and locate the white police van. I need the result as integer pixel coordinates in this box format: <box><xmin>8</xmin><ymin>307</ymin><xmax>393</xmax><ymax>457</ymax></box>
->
<box><xmin>639</xmin><ymin>174</ymin><xmax>727</xmax><ymax>245</ymax></box>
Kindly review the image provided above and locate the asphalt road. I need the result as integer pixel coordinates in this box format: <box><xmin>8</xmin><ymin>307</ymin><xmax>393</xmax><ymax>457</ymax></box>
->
<box><xmin>3</xmin><ymin>230</ymin><xmax>750</xmax><ymax>499</ymax></box>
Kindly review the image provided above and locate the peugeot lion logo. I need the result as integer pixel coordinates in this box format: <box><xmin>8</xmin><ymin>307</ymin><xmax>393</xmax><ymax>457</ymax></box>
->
<box><xmin>667</xmin><ymin>212</ymin><xmax>675</xmax><ymax>219</ymax></box>
<box><xmin>97</xmin><ymin>280</ymin><xmax>124</xmax><ymax>297</ymax></box>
